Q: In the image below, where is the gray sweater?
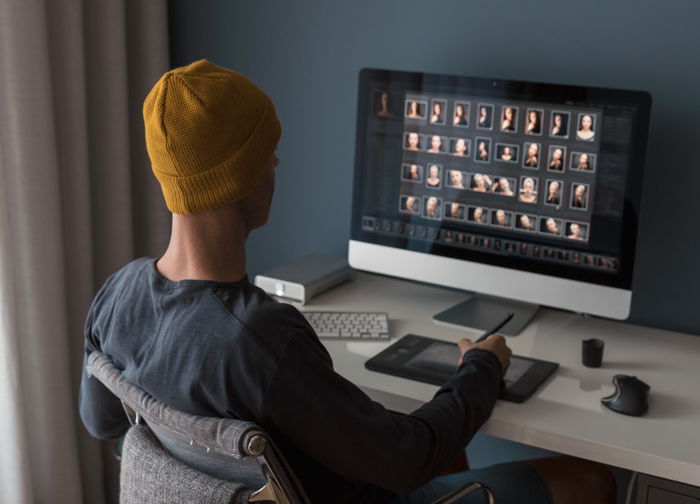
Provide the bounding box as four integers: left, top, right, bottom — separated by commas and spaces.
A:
79, 258, 502, 503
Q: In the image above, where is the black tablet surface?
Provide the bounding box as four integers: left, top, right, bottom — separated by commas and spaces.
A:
365, 334, 558, 403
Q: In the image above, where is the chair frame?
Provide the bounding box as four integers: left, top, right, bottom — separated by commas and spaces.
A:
431, 481, 495, 504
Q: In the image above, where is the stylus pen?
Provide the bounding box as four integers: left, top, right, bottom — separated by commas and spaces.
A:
474, 312, 514, 343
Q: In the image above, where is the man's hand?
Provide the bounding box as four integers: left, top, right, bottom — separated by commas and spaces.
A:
458, 334, 511, 375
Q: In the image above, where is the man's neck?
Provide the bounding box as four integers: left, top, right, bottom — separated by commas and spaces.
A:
156, 208, 247, 283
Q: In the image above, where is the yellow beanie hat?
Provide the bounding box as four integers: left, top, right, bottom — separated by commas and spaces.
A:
143, 60, 281, 214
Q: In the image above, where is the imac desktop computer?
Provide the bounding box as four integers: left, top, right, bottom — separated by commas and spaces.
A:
348, 69, 651, 334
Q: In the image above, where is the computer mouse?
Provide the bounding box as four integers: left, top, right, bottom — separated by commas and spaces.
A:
601, 375, 650, 417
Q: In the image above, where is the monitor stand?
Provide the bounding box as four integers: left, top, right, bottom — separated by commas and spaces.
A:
432, 293, 539, 336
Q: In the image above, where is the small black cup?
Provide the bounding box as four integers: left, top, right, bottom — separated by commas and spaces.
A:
582, 338, 604, 368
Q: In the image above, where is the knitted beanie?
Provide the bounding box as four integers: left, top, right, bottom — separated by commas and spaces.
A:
143, 60, 281, 214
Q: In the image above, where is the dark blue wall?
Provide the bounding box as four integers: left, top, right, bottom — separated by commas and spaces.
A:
168, 0, 696, 484
169, 0, 699, 336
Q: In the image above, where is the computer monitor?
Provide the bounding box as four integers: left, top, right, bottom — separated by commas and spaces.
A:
348, 69, 651, 331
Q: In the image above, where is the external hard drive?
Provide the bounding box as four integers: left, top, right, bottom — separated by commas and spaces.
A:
254, 253, 353, 304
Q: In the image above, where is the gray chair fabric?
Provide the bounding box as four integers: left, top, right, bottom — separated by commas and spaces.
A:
86, 351, 310, 504
121, 423, 248, 504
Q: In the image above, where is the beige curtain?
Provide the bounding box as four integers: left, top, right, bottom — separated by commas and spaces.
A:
0, 1, 170, 502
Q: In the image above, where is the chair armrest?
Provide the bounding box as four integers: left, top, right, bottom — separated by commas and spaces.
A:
430, 481, 494, 504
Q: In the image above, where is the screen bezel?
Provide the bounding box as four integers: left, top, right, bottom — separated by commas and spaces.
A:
350, 68, 651, 291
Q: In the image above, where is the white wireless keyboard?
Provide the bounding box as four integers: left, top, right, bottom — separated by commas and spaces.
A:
302, 311, 390, 340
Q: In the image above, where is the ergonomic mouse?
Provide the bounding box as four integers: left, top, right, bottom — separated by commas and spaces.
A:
601, 375, 650, 417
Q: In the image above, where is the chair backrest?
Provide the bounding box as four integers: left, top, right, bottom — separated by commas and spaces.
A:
87, 351, 310, 504
120, 423, 249, 504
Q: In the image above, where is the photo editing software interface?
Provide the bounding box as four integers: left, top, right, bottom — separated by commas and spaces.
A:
352, 70, 650, 289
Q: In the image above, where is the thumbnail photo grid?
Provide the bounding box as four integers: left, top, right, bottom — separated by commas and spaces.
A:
399, 93, 602, 245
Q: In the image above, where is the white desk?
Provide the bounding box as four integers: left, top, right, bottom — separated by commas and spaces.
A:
300, 272, 700, 487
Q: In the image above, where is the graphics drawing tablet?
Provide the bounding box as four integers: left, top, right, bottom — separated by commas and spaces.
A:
365, 334, 558, 403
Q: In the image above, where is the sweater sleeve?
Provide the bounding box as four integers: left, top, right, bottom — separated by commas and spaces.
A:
78, 288, 131, 440
79, 343, 130, 439
259, 333, 502, 495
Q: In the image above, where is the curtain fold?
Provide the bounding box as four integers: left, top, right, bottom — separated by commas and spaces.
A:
0, 1, 170, 502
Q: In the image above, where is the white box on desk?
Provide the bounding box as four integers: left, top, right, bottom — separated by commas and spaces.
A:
254, 253, 353, 304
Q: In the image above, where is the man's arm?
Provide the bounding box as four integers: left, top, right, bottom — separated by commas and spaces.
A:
259, 332, 503, 495
78, 301, 130, 440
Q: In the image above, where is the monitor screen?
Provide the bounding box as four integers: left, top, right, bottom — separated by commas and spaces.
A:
350, 69, 651, 292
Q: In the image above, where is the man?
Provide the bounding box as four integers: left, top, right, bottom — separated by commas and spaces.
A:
80, 60, 614, 504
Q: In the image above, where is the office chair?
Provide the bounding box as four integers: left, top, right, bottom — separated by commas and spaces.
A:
87, 351, 493, 504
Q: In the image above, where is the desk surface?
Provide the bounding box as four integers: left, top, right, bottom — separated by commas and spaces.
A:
300, 272, 700, 486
